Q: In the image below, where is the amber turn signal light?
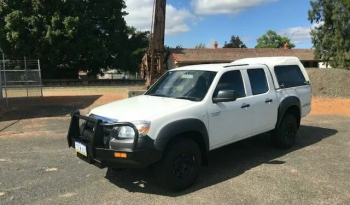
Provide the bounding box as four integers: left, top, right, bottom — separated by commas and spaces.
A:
114, 152, 127, 158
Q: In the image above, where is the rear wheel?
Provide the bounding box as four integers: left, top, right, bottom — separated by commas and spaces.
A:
154, 137, 202, 192
271, 113, 298, 149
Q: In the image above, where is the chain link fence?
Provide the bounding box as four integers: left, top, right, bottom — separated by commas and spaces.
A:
0, 54, 43, 107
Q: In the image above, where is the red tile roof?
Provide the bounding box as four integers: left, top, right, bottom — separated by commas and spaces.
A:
171, 48, 318, 64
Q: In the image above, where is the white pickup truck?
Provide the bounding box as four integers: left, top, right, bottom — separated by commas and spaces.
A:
67, 57, 312, 191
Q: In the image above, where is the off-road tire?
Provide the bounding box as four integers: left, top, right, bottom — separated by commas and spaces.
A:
154, 137, 202, 192
271, 113, 298, 149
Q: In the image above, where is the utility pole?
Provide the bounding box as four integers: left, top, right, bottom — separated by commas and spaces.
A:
142, 0, 167, 87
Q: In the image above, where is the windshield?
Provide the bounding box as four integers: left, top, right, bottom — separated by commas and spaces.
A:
145, 70, 217, 101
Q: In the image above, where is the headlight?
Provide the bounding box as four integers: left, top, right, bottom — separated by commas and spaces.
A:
117, 126, 135, 139
116, 121, 151, 139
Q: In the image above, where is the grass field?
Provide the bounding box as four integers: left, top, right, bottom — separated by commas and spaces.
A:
2, 86, 145, 98
1, 87, 42, 98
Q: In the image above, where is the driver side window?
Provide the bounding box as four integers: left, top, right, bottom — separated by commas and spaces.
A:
214, 70, 246, 98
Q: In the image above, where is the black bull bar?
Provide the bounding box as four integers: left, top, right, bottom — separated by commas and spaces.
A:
67, 110, 140, 164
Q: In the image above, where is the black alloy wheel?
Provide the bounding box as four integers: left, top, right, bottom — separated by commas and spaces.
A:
173, 152, 195, 179
154, 137, 202, 192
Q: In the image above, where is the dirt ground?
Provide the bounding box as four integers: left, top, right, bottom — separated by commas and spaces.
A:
310, 97, 350, 116
0, 87, 144, 119
1, 67, 349, 116
39, 87, 350, 117
0, 86, 350, 205
0, 87, 350, 120
0, 96, 350, 205
307, 68, 350, 98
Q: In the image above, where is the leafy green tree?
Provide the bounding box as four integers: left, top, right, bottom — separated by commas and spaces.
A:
123, 26, 150, 74
195, 43, 206, 49
0, 0, 130, 78
255, 30, 295, 49
223, 35, 247, 48
308, 0, 350, 69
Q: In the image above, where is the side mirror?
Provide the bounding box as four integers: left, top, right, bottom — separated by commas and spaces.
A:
213, 90, 237, 103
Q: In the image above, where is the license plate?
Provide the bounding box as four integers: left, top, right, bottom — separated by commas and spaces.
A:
75, 141, 87, 157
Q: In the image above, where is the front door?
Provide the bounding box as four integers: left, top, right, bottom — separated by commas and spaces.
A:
207, 70, 253, 150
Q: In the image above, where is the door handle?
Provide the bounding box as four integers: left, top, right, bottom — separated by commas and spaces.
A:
241, 103, 250, 108
265, 98, 273, 103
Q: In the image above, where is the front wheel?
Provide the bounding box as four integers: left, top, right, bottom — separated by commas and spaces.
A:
271, 113, 298, 149
154, 137, 202, 192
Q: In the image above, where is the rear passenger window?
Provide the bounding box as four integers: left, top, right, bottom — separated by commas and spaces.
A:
247, 69, 268, 95
274, 65, 306, 88
214, 70, 246, 98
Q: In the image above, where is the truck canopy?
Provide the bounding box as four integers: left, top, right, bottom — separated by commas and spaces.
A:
231, 56, 310, 90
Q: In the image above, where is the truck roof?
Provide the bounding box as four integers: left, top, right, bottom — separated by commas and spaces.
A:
231, 56, 302, 68
172, 63, 230, 72
172, 56, 303, 72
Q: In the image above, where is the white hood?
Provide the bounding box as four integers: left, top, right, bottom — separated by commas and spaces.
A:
88, 95, 195, 122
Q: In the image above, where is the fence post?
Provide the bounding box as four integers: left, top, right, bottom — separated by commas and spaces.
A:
0, 54, 2, 100
38, 59, 43, 97
24, 56, 28, 99
2, 53, 8, 107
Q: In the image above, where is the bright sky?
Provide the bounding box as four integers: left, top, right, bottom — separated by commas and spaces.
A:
124, 0, 316, 49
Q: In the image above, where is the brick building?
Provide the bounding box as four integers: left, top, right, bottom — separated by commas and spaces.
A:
167, 46, 322, 70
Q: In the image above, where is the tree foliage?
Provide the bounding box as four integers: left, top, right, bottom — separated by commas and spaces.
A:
255, 30, 295, 49
308, 0, 350, 69
223, 35, 247, 48
0, 0, 140, 78
123, 26, 150, 74
195, 43, 206, 49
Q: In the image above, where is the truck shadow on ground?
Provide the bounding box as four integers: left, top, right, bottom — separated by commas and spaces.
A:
105, 125, 338, 196
0, 95, 102, 121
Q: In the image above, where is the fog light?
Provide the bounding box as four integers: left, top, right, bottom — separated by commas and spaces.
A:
114, 152, 127, 158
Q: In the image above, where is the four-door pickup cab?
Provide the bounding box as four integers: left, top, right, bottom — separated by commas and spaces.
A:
67, 57, 312, 191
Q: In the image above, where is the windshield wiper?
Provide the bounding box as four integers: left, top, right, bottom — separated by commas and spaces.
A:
150, 94, 168, 97
174, 96, 199, 101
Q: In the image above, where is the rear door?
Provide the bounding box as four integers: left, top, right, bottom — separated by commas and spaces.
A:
244, 67, 278, 134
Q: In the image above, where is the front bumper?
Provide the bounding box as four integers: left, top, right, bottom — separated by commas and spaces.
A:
67, 110, 162, 169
